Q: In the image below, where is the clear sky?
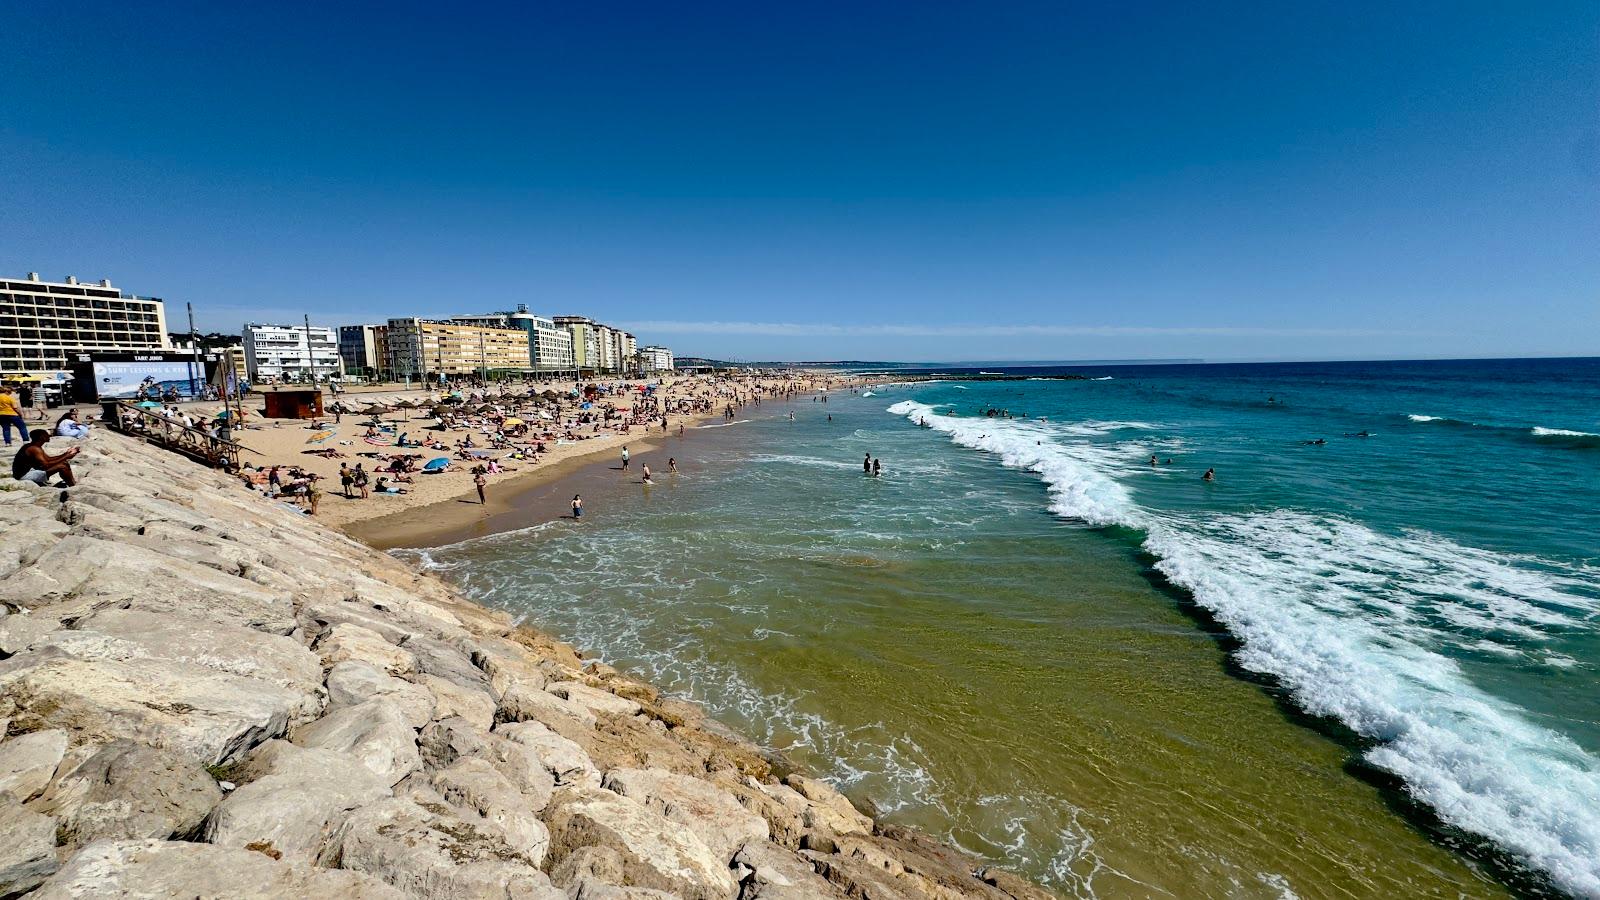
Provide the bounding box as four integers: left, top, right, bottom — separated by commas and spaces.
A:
4, 2, 1597, 362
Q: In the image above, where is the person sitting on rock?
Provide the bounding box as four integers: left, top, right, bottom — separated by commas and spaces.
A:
13, 429, 79, 486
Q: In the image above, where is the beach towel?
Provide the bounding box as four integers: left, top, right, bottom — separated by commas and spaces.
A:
364, 436, 392, 446
305, 431, 333, 444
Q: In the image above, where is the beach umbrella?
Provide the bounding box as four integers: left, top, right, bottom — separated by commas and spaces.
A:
502, 417, 524, 427
422, 457, 450, 472
395, 399, 417, 421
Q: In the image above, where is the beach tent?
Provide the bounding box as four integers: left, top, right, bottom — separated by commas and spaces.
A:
421, 457, 450, 473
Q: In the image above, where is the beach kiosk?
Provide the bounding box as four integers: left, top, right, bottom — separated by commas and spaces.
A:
263, 388, 324, 420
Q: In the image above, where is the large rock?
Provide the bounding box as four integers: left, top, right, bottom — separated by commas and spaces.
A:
292, 700, 421, 786
403, 635, 491, 692
426, 758, 550, 864
204, 742, 391, 859
417, 673, 496, 730
34, 740, 222, 846
543, 787, 738, 900
0, 805, 58, 896
604, 767, 769, 863
36, 608, 323, 704
548, 682, 643, 718
0, 535, 298, 634
0, 649, 304, 766
327, 661, 435, 729
317, 623, 417, 676
471, 640, 549, 699
497, 681, 595, 730
784, 775, 873, 837
733, 841, 848, 899
321, 798, 561, 899
0, 727, 67, 803
494, 721, 601, 788
569, 879, 679, 899
32, 839, 402, 899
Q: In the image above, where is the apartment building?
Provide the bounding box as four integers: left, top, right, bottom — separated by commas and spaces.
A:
0, 273, 169, 374
384, 318, 531, 379
639, 345, 674, 372
242, 323, 343, 381
338, 324, 388, 377
553, 316, 600, 371
594, 324, 618, 372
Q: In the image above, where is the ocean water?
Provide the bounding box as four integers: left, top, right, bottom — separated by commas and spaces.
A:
402, 358, 1600, 898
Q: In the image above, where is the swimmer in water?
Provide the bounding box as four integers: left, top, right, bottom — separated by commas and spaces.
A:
1203, 468, 1215, 482
642, 464, 652, 484
1150, 454, 1159, 466
1302, 438, 1327, 445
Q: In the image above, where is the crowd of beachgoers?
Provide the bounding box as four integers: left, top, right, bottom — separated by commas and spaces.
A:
220, 372, 846, 525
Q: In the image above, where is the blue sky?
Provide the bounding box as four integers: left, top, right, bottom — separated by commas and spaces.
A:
4, 2, 1597, 362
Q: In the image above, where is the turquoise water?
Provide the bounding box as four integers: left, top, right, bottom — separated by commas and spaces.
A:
406, 359, 1600, 898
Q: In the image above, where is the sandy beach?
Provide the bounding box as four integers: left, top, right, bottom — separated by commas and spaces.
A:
194, 372, 851, 535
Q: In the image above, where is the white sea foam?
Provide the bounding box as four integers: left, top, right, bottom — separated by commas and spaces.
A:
1092, 376, 1114, 381
888, 400, 1600, 897
861, 391, 877, 397
1532, 427, 1599, 438
1408, 414, 1447, 422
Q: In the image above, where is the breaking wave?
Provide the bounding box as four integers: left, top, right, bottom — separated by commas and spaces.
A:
887, 399, 1600, 897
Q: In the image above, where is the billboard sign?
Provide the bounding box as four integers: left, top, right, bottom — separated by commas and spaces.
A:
91, 360, 204, 400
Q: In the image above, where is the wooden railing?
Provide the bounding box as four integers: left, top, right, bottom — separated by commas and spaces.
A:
104, 401, 248, 470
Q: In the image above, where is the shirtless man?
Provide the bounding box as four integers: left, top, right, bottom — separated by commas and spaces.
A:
12, 429, 79, 486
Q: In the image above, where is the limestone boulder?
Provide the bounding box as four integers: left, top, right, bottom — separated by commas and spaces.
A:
32, 839, 402, 899
785, 775, 872, 838
402, 634, 491, 692
321, 798, 562, 899
548, 682, 643, 718
494, 721, 601, 788
418, 716, 490, 770
569, 878, 679, 899
34, 740, 222, 846
317, 623, 417, 676
543, 787, 738, 900
0, 649, 303, 766
0, 727, 67, 803
423, 757, 550, 864
292, 700, 421, 786
0, 805, 58, 897
204, 742, 391, 859
0, 535, 297, 634
417, 673, 496, 730
604, 767, 769, 863
40, 608, 323, 701
733, 841, 848, 899
471, 640, 549, 699
497, 680, 596, 730
327, 661, 435, 729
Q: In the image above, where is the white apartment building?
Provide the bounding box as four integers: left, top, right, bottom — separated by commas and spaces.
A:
1, 273, 169, 374
594, 324, 618, 372
639, 345, 674, 372
618, 331, 638, 370
242, 323, 343, 382
553, 316, 600, 371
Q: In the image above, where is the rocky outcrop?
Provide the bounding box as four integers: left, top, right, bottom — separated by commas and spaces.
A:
0, 432, 1048, 898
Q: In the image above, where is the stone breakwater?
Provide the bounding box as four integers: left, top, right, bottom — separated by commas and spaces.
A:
0, 432, 1050, 900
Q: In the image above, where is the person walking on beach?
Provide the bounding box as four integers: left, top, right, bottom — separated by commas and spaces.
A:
354, 464, 370, 499
0, 387, 29, 447
620, 446, 630, 471
339, 463, 354, 499
474, 471, 488, 504
572, 494, 583, 518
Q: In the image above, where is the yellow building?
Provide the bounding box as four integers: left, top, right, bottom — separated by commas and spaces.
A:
384, 318, 531, 378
